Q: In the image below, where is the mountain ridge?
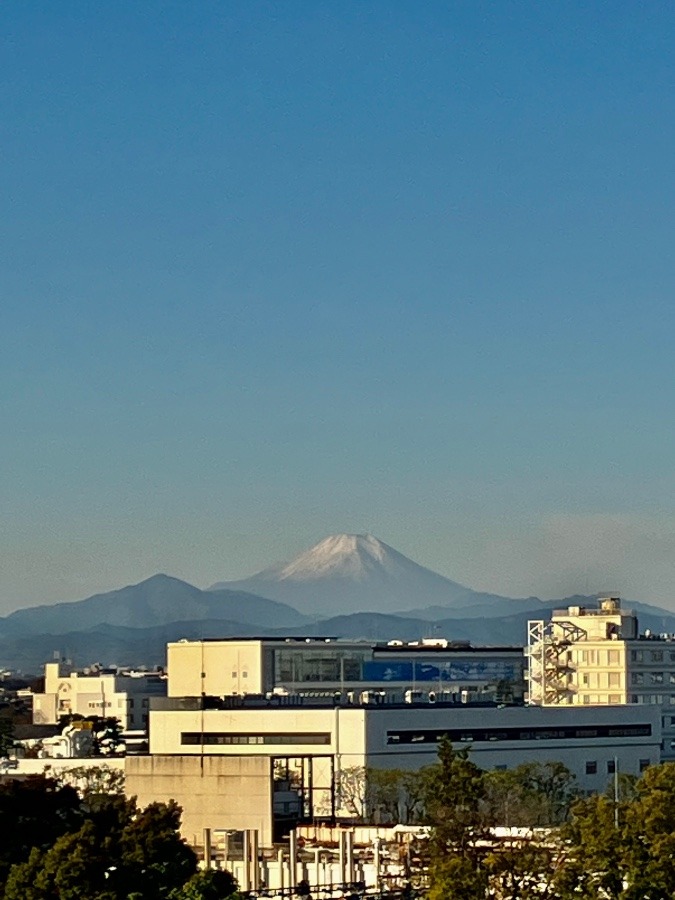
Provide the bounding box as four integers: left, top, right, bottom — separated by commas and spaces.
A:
209, 533, 530, 615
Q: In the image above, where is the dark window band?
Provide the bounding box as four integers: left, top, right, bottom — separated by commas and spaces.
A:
386, 724, 652, 745
181, 732, 331, 746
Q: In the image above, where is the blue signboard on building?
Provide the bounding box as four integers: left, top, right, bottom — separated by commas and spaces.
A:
362, 661, 517, 683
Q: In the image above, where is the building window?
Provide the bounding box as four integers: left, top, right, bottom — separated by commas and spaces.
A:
632, 673, 644, 685
608, 673, 621, 688
608, 650, 620, 665
609, 694, 621, 704
607, 760, 616, 774
639, 759, 650, 773
586, 761, 597, 775
631, 651, 643, 663
652, 651, 664, 662
650, 673, 664, 684
181, 732, 332, 746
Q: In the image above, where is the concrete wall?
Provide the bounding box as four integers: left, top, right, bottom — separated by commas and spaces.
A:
167, 642, 265, 697
126, 754, 274, 845
362, 704, 661, 790
149, 706, 364, 758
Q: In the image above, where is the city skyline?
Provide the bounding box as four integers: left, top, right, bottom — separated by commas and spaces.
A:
2, 2, 675, 611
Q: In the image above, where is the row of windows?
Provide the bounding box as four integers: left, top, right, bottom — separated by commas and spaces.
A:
580, 695, 624, 704
585, 759, 650, 775
632, 673, 675, 685
576, 649, 623, 665
181, 732, 332, 746
581, 673, 622, 688
386, 724, 652, 745
631, 650, 675, 663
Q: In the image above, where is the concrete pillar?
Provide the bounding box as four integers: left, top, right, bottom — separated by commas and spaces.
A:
373, 839, 381, 890
242, 830, 251, 892
277, 848, 285, 892
314, 848, 321, 889
346, 829, 355, 884
222, 832, 229, 870
289, 830, 298, 889
250, 830, 260, 891
203, 829, 212, 870
338, 830, 346, 887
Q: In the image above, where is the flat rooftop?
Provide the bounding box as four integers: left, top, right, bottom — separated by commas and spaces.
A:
169, 637, 522, 652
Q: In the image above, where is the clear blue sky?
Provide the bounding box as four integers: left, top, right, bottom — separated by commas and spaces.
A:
2, 1, 675, 611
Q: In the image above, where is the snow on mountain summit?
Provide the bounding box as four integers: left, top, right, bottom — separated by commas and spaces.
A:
271, 534, 398, 582
209, 533, 493, 615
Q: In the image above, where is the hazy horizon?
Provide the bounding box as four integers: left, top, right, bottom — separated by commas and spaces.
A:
3, 3, 675, 613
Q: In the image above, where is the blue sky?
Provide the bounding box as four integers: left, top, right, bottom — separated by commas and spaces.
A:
2, 1, 675, 611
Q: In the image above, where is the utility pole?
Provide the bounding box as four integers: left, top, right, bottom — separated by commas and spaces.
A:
614, 756, 620, 830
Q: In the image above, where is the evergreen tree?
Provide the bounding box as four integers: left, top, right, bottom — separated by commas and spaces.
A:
423, 738, 489, 900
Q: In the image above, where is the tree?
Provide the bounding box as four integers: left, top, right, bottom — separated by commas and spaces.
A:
116, 800, 197, 899
483, 761, 578, 828
334, 766, 368, 819
4, 820, 117, 900
423, 738, 490, 900
169, 868, 239, 899
0, 717, 14, 757
53, 764, 125, 799
0, 776, 82, 891
553, 762, 675, 900
2, 792, 197, 900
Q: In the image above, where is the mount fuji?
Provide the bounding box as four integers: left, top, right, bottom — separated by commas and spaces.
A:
209, 533, 539, 617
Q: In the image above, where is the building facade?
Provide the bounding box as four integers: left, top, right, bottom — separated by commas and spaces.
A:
128, 697, 661, 846
33, 663, 167, 731
528, 597, 675, 757
167, 637, 526, 703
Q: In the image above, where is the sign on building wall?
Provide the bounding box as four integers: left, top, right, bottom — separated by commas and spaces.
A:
362, 661, 518, 683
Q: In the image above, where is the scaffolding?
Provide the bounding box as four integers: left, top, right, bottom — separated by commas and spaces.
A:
527, 619, 587, 705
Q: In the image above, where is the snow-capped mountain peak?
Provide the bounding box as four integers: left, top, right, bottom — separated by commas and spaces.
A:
209, 533, 487, 615
273, 534, 394, 582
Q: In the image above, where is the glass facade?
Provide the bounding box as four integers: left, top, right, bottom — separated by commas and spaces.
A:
273, 646, 523, 692
274, 649, 370, 684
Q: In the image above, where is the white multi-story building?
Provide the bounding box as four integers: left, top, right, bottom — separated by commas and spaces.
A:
129, 696, 661, 847
124, 632, 662, 848
528, 597, 675, 757
33, 663, 167, 731
167, 637, 526, 703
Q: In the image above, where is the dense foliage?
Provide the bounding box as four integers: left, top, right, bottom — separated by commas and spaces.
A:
0, 776, 237, 900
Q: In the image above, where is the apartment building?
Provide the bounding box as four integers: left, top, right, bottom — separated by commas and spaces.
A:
528, 597, 675, 757
33, 663, 167, 730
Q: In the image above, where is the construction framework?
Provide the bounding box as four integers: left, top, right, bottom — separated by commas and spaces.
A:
527, 618, 587, 705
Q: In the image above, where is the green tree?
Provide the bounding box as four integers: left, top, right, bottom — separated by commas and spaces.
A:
116, 800, 197, 899
0, 776, 82, 891
3, 793, 196, 900
554, 793, 625, 900
3, 820, 118, 900
484, 761, 578, 828
0, 717, 14, 757
423, 738, 490, 900
169, 868, 239, 899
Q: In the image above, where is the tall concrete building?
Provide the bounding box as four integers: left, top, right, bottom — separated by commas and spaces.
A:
528, 597, 675, 757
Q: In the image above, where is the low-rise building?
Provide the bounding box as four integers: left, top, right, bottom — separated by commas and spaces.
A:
33, 663, 167, 730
